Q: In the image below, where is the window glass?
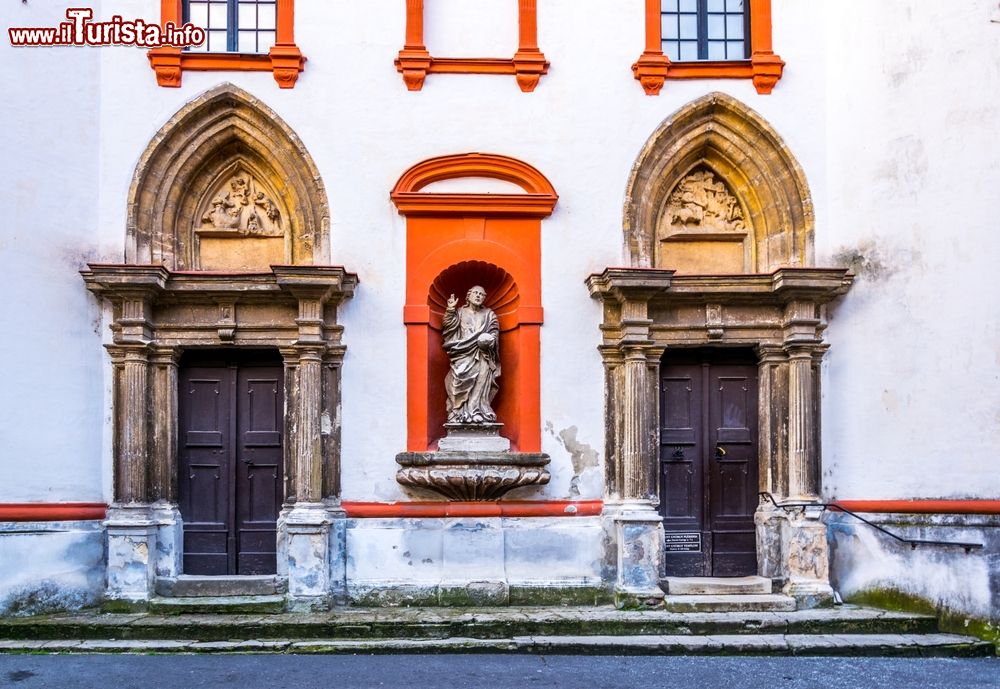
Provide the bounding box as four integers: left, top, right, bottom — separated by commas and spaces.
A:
184, 0, 276, 53
661, 0, 750, 61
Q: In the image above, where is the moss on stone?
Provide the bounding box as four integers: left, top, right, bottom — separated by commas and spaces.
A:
508, 585, 612, 607
846, 586, 999, 652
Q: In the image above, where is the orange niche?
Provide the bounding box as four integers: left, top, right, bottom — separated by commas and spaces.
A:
391, 153, 558, 453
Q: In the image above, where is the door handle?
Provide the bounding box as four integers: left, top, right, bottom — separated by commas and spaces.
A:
714, 445, 727, 459
240, 457, 253, 465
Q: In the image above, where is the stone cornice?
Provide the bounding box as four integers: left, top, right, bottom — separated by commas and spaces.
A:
587, 267, 852, 306
83, 264, 358, 304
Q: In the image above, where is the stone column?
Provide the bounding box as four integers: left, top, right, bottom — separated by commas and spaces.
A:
779, 302, 834, 607
105, 298, 158, 603
755, 344, 787, 580
149, 346, 182, 582
786, 345, 816, 501
277, 291, 336, 610
609, 311, 664, 606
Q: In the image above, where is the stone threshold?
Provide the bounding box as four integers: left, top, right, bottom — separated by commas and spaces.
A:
0, 634, 991, 657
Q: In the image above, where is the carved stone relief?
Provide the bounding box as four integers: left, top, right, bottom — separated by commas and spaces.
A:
662, 168, 746, 236
197, 172, 284, 238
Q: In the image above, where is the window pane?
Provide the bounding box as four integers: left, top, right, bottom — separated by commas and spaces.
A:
726, 0, 744, 11
257, 30, 275, 51
679, 40, 698, 61
707, 14, 725, 39
238, 29, 256, 53
257, 3, 276, 30
207, 29, 227, 52
707, 41, 725, 60
727, 40, 745, 58
665, 42, 680, 62
679, 14, 698, 39
238, 3, 258, 30
208, 2, 228, 29
726, 14, 744, 40
707, 0, 724, 11
662, 15, 679, 40
680, 0, 697, 12
188, 3, 208, 28
662, 0, 679, 12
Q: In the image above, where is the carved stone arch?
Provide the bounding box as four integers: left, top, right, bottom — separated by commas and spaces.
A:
127, 83, 329, 269
624, 92, 814, 273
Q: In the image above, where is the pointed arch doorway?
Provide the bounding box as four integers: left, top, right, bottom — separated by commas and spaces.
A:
590, 92, 852, 607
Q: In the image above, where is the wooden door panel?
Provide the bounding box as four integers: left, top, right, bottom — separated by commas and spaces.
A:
660, 364, 707, 576
708, 362, 758, 577
660, 350, 759, 578
179, 353, 283, 576
178, 367, 233, 575
236, 366, 283, 575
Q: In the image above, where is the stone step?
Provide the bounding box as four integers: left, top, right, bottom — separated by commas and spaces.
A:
661, 576, 772, 595
155, 575, 287, 598
146, 595, 286, 615
662, 594, 796, 613
0, 633, 991, 657
0, 606, 941, 641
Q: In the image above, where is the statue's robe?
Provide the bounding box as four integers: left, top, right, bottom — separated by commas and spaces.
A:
442, 304, 500, 424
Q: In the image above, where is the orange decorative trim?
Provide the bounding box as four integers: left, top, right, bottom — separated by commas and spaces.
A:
0, 503, 108, 522
149, 0, 305, 88
393, 153, 556, 454
632, 0, 784, 95
395, 0, 549, 92
832, 500, 1000, 516
342, 500, 603, 518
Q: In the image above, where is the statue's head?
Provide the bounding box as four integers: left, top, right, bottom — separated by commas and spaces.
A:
466, 285, 487, 307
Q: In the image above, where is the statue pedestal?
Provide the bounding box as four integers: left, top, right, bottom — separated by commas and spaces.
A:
396, 424, 549, 501
438, 423, 510, 452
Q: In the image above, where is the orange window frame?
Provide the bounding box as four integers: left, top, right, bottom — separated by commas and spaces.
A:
632, 0, 784, 95
395, 0, 549, 92
148, 0, 305, 88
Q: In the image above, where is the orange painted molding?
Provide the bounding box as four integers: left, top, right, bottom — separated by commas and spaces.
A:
395, 0, 549, 92
0, 503, 108, 522
395, 153, 554, 453
832, 500, 1000, 515
632, 0, 784, 95
392, 152, 558, 196
342, 500, 603, 518
149, 0, 305, 88
392, 153, 558, 218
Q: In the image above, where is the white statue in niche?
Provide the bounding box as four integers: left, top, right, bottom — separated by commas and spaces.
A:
198, 172, 283, 237
665, 168, 746, 233
442, 285, 500, 425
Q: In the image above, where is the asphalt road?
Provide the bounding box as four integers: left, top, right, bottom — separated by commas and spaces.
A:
0, 654, 998, 689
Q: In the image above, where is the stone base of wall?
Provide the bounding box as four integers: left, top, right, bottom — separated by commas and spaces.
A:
0, 521, 104, 617
827, 511, 1000, 639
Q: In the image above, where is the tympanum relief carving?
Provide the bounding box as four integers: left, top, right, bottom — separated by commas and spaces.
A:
657, 167, 750, 274
198, 173, 284, 238
664, 169, 746, 234
195, 170, 287, 271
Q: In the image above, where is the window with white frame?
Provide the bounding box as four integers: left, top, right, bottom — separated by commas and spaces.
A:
661, 0, 750, 62
184, 0, 277, 54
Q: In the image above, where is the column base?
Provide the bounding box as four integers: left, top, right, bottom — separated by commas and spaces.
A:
756, 502, 835, 609
277, 503, 334, 611
104, 504, 158, 602
608, 502, 664, 608
150, 502, 182, 580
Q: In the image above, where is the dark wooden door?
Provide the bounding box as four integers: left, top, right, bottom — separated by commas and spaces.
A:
178, 351, 283, 575
659, 349, 758, 577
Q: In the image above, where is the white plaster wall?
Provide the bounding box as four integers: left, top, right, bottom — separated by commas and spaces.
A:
0, 1, 108, 502
3, 0, 997, 508
821, 0, 1000, 499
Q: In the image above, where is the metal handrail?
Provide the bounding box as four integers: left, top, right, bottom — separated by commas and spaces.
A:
758, 492, 983, 553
